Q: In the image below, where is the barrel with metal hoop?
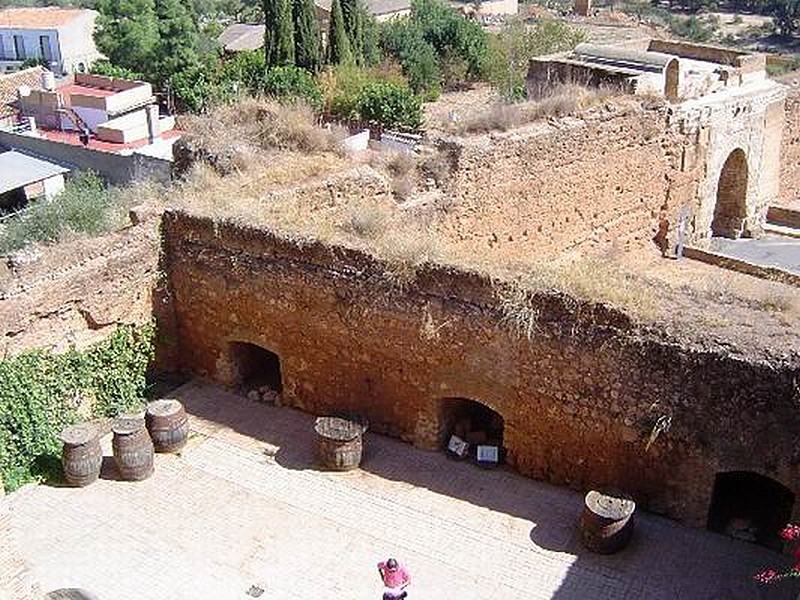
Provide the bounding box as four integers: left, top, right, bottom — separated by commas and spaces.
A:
60, 423, 102, 487
112, 416, 154, 481
145, 399, 189, 453
580, 489, 636, 554
314, 414, 368, 471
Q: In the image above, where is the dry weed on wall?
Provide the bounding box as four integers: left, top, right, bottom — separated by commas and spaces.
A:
446, 84, 620, 135
494, 258, 659, 335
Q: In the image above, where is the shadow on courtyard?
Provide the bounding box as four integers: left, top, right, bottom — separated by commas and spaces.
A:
175, 381, 799, 600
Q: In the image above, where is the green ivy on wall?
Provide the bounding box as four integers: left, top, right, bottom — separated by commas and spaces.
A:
0, 323, 155, 492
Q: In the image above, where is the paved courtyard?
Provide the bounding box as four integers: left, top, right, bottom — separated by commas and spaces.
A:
4, 381, 798, 600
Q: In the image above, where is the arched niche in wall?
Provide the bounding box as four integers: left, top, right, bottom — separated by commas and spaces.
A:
438, 397, 505, 462
706, 470, 795, 550
228, 341, 283, 393
711, 148, 749, 239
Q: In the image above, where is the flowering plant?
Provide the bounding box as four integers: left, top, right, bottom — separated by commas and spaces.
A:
753, 525, 800, 584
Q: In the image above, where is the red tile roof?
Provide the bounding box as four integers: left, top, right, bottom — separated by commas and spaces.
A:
0, 66, 45, 121
0, 7, 93, 29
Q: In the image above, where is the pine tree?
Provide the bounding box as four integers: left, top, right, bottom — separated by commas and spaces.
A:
340, 0, 362, 64
293, 0, 321, 72
94, 0, 160, 71
153, 0, 200, 84
264, 0, 295, 66
326, 0, 352, 65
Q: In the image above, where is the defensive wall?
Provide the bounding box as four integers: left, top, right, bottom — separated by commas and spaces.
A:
161, 211, 800, 532
437, 83, 786, 260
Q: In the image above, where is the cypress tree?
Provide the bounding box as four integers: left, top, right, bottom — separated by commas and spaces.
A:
340, 0, 363, 64
293, 0, 321, 72
264, 0, 295, 66
326, 0, 352, 65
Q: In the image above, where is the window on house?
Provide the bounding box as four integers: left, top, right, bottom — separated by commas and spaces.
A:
0, 36, 5, 60
39, 36, 52, 63
13, 35, 25, 61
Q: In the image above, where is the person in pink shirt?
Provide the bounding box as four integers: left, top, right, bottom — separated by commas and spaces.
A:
377, 557, 410, 599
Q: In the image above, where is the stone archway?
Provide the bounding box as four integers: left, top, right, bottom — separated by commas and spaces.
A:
711, 149, 748, 238
229, 341, 283, 393
707, 471, 795, 550
438, 398, 505, 462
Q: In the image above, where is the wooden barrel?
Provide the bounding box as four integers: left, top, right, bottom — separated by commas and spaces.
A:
580, 490, 636, 554
145, 399, 189, 453
314, 416, 367, 471
112, 417, 154, 481
59, 424, 102, 487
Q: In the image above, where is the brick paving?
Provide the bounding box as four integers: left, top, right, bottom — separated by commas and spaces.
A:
3, 381, 798, 600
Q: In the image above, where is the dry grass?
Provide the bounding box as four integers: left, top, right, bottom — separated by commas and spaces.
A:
448, 84, 619, 135
492, 257, 659, 337
689, 272, 800, 324
175, 98, 343, 176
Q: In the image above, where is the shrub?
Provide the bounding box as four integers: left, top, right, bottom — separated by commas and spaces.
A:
356, 81, 423, 129
0, 323, 155, 491
264, 65, 324, 111
0, 172, 125, 255
90, 59, 145, 81
221, 49, 268, 95
380, 0, 489, 95
320, 64, 410, 121
170, 62, 228, 113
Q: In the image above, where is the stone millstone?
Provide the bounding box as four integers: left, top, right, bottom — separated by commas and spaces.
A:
59, 423, 98, 446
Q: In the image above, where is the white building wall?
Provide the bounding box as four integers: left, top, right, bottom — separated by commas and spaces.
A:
0, 28, 61, 72
0, 10, 99, 75
55, 11, 101, 75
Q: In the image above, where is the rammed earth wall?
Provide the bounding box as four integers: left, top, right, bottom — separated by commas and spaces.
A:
162, 211, 800, 527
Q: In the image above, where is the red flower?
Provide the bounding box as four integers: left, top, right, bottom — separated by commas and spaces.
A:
780, 524, 800, 541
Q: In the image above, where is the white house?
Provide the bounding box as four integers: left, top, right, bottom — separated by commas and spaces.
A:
0, 7, 102, 76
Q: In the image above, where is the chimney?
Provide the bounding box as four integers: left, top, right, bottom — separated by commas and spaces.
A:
145, 104, 160, 144
41, 70, 55, 91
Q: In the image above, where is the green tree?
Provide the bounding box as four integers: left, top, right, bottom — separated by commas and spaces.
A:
380, 0, 489, 95
91, 60, 145, 81
341, 0, 363, 62
485, 18, 585, 101
326, 0, 353, 65
153, 0, 201, 84
293, 0, 322, 72
264, 0, 295, 65
772, 0, 800, 36
359, 5, 380, 66
94, 0, 160, 70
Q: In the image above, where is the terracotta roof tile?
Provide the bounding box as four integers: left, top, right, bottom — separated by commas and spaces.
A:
0, 66, 45, 120
0, 7, 94, 29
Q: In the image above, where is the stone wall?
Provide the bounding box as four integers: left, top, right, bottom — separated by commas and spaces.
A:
779, 82, 800, 207
439, 80, 786, 260
438, 103, 680, 260
162, 211, 800, 528
0, 213, 165, 359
